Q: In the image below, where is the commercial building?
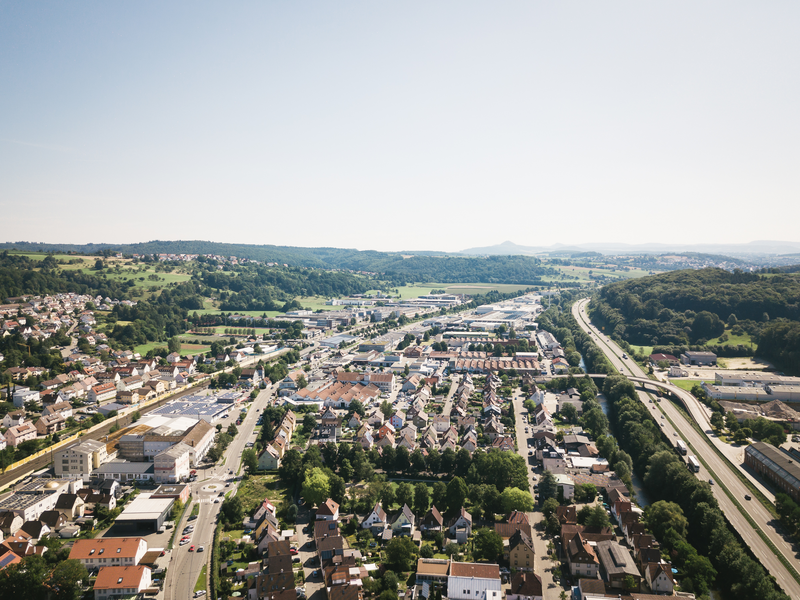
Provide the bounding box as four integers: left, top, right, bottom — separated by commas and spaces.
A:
447, 562, 502, 600
745, 442, 800, 502
0, 478, 81, 521
680, 351, 716, 366
93, 461, 155, 483
114, 493, 173, 532
153, 442, 192, 483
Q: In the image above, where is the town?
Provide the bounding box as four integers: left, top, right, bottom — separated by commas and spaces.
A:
3, 280, 798, 600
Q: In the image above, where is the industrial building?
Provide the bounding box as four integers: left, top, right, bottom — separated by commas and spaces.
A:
745, 442, 800, 502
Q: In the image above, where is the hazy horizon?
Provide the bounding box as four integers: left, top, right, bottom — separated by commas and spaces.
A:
2, 2, 799, 251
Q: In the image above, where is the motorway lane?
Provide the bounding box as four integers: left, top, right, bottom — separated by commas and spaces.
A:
573, 299, 800, 598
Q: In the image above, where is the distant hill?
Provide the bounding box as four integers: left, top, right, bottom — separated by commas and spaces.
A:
0, 240, 557, 285
460, 240, 800, 256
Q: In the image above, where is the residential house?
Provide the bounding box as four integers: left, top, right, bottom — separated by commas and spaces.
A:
257, 445, 281, 471
69, 537, 148, 572
93, 565, 152, 600
317, 498, 340, 521
420, 506, 444, 535
595, 540, 641, 591
448, 508, 473, 544
564, 532, 599, 579
506, 572, 543, 600
646, 562, 674, 595
5, 422, 37, 447
2, 410, 25, 429
55, 494, 85, 519
362, 503, 387, 534
0, 512, 23, 537
389, 504, 414, 537
507, 529, 535, 572
35, 413, 65, 436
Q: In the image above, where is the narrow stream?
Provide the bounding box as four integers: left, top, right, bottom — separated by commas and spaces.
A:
596, 393, 652, 507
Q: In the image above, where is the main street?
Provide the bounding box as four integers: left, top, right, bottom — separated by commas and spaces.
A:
510, 391, 561, 600
163, 381, 277, 600
572, 298, 800, 598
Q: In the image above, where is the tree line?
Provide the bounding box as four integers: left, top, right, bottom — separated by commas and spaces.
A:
602, 374, 789, 600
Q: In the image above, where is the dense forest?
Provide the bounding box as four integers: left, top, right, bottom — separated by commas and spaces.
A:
0, 241, 558, 285
202, 265, 379, 311
588, 268, 800, 370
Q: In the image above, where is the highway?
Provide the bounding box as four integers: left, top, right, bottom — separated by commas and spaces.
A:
572, 298, 800, 598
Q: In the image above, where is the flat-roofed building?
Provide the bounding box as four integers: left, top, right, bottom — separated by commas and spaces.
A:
745, 442, 800, 502
54, 439, 109, 479
680, 351, 716, 366
114, 493, 173, 532
0, 478, 79, 522
153, 442, 191, 483
415, 558, 450, 585
447, 562, 502, 600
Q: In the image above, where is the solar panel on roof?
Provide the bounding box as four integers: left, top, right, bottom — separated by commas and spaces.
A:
0, 553, 18, 567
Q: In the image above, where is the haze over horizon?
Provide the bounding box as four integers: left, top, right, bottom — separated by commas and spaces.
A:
2, 2, 799, 252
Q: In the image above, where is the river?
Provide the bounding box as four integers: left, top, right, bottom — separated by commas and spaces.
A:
596, 392, 652, 507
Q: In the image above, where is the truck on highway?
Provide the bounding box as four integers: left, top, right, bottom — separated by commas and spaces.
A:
687, 455, 700, 472
676, 440, 687, 455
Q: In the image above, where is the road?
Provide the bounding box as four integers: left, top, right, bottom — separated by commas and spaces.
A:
510, 391, 562, 600
572, 298, 800, 598
164, 382, 277, 600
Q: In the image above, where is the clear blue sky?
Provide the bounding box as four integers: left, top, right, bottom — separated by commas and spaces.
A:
1, 2, 799, 252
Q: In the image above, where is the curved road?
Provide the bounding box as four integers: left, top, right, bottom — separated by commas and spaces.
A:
573, 298, 800, 598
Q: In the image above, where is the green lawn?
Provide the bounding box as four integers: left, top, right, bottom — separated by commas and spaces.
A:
671, 379, 713, 392
194, 565, 207, 592
706, 328, 753, 347
629, 345, 654, 356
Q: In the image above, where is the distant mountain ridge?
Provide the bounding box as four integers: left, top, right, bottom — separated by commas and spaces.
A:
459, 240, 800, 256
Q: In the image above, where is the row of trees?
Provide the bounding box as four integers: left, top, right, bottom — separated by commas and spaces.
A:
603, 374, 789, 600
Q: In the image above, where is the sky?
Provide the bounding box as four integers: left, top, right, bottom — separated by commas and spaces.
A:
1, 2, 799, 253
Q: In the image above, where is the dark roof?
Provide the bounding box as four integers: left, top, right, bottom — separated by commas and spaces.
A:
509, 572, 542, 597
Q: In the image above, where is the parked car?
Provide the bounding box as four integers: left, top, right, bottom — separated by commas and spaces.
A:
194, 591, 207, 598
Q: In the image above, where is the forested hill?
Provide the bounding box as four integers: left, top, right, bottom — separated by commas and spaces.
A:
0, 241, 557, 284
589, 268, 800, 371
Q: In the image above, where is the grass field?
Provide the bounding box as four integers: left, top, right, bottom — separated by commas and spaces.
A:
194, 565, 207, 592
629, 345, 654, 356
706, 328, 753, 347
78, 268, 193, 287
671, 379, 713, 392
235, 473, 290, 516
133, 341, 210, 356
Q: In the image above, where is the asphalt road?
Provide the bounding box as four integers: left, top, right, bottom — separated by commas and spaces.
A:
510, 392, 563, 600
164, 382, 278, 600
572, 298, 800, 598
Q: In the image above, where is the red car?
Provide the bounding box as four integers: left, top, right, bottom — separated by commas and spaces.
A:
189, 546, 195, 552
290, 548, 299, 555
